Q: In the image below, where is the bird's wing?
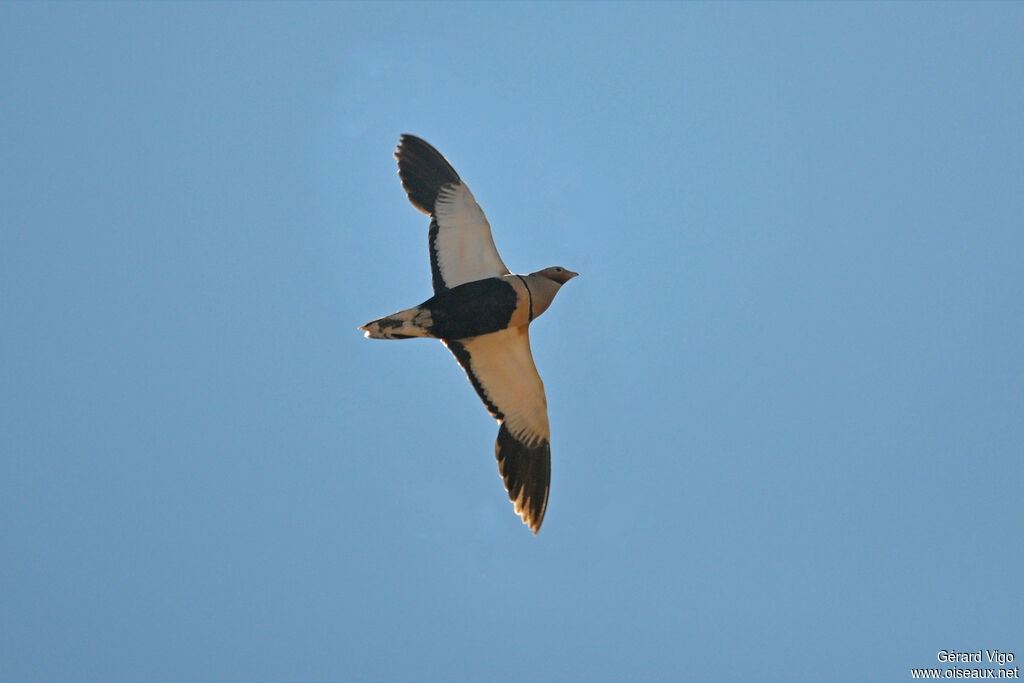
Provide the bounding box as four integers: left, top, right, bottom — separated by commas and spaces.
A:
395, 135, 510, 293
444, 327, 550, 533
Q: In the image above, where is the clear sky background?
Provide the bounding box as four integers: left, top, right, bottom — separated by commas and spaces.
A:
2, 3, 1022, 682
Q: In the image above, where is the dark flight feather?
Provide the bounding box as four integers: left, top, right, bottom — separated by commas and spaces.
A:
395, 135, 461, 215
496, 424, 550, 534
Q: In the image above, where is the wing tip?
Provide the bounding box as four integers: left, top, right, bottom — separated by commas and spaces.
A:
496, 423, 551, 535
394, 134, 461, 215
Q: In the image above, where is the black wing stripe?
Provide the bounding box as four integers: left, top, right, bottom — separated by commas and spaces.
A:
395, 134, 461, 215
428, 217, 447, 293
444, 340, 504, 421
496, 423, 550, 534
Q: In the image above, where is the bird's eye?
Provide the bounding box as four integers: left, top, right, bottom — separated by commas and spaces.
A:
555, 267, 563, 272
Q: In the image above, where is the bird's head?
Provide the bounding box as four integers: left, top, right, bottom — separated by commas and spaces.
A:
534, 266, 579, 285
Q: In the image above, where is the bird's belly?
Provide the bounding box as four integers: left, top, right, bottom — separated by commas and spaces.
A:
424, 276, 527, 340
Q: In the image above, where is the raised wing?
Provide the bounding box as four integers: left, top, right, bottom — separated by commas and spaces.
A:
444, 327, 550, 533
395, 135, 510, 293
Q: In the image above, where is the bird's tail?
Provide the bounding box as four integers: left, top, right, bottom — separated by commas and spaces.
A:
360, 305, 434, 340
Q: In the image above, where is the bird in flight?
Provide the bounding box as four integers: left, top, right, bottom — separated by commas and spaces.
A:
360, 135, 577, 534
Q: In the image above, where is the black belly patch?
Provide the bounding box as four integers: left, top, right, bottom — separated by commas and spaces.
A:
423, 277, 518, 340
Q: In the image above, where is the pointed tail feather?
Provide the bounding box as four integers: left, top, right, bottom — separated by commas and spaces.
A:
360, 306, 434, 340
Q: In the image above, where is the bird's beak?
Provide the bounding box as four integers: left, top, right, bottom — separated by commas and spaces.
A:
568, 270, 579, 279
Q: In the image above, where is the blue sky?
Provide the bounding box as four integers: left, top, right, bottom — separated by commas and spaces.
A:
2, 3, 1022, 682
